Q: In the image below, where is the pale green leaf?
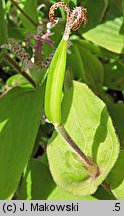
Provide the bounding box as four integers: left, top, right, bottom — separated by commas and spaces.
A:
0, 86, 43, 199
47, 81, 119, 196
83, 17, 124, 54
47, 187, 97, 200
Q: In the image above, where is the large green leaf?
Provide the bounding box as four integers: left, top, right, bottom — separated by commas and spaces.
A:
0, 85, 43, 199
83, 17, 124, 54
47, 81, 119, 196
17, 159, 55, 200
107, 150, 124, 200
19, 0, 38, 32
0, 0, 8, 45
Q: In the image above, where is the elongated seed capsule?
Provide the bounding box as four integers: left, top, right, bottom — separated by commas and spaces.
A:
44, 38, 68, 125
45, 2, 87, 125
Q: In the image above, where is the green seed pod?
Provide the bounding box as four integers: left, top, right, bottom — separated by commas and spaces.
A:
44, 38, 68, 125
44, 2, 87, 126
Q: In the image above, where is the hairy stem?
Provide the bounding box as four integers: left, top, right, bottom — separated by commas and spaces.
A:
10, 0, 38, 28
4, 53, 36, 88
55, 125, 117, 198
55, 124, 94, 167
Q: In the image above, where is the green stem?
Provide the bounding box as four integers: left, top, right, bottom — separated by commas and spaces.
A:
55, 124, 94, 167
4, 53, 36, 88
10, 0, 38, 28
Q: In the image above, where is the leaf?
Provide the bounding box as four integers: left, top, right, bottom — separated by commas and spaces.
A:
77, 43, 104, 93
0, 49, 6, 63
78, 0, 106, 32
47, 81, 119, 196
6, 74, 27, 87
8, 27, 26, 40
64, 68, 73, 92
29, 66, 46, 87
17, 157, 97, 200
67, 43, 85, 81
108, 103, 124, 148
17, 159, 55, 200
19, 0, 38, 32
107, 150, 124, 200
123, 0, 124, 15
71, 37, 118, 59
83, 17, 124, 54
0, 85, 43, 199
68, 41, 104, 93
47, 186, 97, 200
94, 185, 116, 200
104, 60, 124, 91
77, 45, 104, 93
0, 0, 8, 45
40, 153, 49, 167
69, 0, 77, 6
104, 0, 123, 21
48, 185, 116, 200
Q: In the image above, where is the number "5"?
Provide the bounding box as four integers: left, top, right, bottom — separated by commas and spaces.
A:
114, 203, 120, 211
